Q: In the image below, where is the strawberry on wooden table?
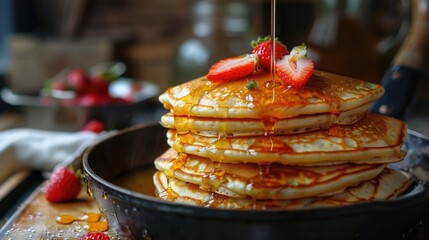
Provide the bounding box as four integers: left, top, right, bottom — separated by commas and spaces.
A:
79, 232, 110, 240
251, 35, 288, 71
45, 167, 81, 203
207, 54, 258, 82
275, 44, 314, 88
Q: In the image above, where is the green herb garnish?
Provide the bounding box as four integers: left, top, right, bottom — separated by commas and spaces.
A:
246, 79, 257, 90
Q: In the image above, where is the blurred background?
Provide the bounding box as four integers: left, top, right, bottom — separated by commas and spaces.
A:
0, 0, 427, 134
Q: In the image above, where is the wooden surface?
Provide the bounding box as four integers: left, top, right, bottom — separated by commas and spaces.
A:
0, 183, 120, 240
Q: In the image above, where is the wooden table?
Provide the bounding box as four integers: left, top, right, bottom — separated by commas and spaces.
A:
0, 183, 120, 240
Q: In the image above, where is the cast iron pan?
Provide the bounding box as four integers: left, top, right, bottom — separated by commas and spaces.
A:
83, 122, 429, 240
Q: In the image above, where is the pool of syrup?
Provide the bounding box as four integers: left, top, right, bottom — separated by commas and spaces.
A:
111, 166, 157, 197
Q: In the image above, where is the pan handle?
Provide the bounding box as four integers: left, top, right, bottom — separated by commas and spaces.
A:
370, 0, 428, 119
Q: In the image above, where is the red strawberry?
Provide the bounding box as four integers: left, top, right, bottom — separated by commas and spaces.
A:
67, 69, 90, 95
207, 54, 257, 82
251, 35, 288, 71
89, 75, 110, 96
81, 120, 105, 133
79, 232, 110, 240
75, 93, 110, 106
45, 167, 81, 203
275, 44, 314, 88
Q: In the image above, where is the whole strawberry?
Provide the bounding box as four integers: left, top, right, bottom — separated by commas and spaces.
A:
81, 120, 105, 133
45, 167, 81, 203
79, 232, 110, 240
88, 75, 110, 96
67, 69, 90, 95
251, 35, 288, 71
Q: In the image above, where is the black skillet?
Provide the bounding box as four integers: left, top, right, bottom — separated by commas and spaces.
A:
83, 123, 429, 240
84, 0, 429, 239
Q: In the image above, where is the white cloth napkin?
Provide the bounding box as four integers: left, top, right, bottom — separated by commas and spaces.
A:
0, 128, 105, 175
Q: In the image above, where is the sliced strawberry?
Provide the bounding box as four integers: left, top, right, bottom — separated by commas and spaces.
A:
207, 54, 257, 82
275, 45, 314, 88
251, 35, 288, 71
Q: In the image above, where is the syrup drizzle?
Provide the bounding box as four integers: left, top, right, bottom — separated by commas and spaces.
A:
270, 0, 276, 81
270, 0, 277, 104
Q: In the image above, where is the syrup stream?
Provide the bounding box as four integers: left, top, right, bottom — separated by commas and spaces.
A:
270, 0, 276, 103
270, 0, 276, 80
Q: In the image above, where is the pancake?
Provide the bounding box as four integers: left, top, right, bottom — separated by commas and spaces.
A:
155, 56, 411, 208
160, 102, 370, 137
167, 113, 407, 166
153, 168, 413, 210
154, 148, 386, 200
159, 70, 384, 120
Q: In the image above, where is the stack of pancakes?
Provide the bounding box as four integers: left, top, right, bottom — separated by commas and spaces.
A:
154, 70, 412, 209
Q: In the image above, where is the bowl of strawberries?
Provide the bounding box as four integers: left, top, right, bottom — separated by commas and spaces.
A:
1, 62, 160, 131
42, 62, 128, 104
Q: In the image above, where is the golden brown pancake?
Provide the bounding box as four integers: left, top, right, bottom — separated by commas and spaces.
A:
159, 70, 384, 120
167, 113, 407, 166
155, 148, 386, 200
160, 102, 370, 137
153, 168, 413, 210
